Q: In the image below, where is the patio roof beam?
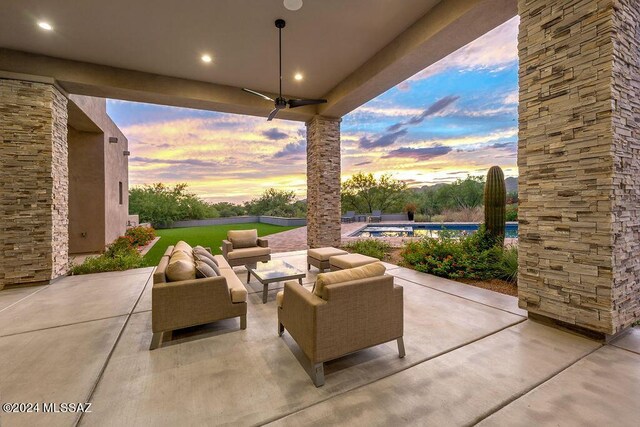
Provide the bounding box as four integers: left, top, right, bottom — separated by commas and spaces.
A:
0, 49, 317, 122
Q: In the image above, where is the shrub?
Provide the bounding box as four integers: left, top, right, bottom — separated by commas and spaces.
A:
125, 225, 156, 247
497, 246, 518, 283
71, 236, 144, 275
344, 239, 392, 260
506, 204, 518, 221
400, 227, 508, 281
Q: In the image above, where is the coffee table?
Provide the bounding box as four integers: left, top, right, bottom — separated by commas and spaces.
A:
246, 259, 306, 303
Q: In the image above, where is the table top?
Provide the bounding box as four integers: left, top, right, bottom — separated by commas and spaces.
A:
247, 259, 305, 283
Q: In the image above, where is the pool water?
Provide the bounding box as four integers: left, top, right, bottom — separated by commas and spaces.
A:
351, 223, 519, 239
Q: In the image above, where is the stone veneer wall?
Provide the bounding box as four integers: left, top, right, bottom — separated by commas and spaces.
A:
0, 79, 69, 289
306, 116, 341, 248
610, 0, 640, 332
518, 0, 639, 335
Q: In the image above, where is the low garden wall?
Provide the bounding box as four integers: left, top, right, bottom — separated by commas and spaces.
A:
170, 216, 306, 228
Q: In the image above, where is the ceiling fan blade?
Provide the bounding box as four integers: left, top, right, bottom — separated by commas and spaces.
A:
242, 88, 275, 102
288, 98, 328, 108
267, 108, 280, 121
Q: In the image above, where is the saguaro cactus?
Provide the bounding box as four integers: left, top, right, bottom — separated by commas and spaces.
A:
484, 166, 506, 243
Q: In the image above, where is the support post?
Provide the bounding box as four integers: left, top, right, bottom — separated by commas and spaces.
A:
306, 116, 342, 249
517, 0, 640, 337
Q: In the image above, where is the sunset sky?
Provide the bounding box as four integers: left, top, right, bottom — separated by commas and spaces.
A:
106, 17, 519, 204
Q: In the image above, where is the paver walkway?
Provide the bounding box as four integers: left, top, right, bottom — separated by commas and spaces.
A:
0, 253, 638, 426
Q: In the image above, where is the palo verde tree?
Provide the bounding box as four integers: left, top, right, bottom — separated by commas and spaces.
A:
341, 172, 407, 213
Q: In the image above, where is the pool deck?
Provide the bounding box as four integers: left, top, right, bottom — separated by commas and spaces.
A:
1, 251, 638, 426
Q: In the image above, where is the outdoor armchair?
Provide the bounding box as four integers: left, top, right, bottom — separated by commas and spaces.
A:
370, 210, 382, 222
341, 211, 356, 223
221, 229, 271, 267
277, 264, 404, 386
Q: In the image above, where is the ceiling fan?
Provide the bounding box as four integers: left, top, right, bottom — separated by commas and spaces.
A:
243, 19, 326, 121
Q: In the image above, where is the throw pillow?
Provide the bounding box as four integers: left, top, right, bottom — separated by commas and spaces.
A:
313, 262, 386, 298
195, 260, 217, 278
228, 229, 258, 249
195, 254, 221, 276
166, 251, 196, 282
193, 247, 218, 265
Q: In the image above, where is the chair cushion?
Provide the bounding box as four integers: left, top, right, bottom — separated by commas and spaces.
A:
218, 268, 248, 303
227, 246, 271, 260
193, 247, 218, 264
228, 229, 258, 249
276, 290, 284, 308
313, 262, 386, 298
195, 260, 217, 278
166, 251, 196, 282
173, 241, 194, 259
329, 253, 379, 270
308, 247, 348, 261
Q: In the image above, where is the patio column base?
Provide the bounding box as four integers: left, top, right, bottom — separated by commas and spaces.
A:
306, 115, 342, 249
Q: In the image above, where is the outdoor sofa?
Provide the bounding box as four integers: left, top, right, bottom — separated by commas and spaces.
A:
222, 229, 271, 267
150, 242, 247, 350
276, 262, 405, 386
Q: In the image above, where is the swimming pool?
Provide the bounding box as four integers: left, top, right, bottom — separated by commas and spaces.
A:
350, 222, 519, 239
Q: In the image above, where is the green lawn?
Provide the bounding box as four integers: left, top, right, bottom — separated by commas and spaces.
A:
143, 223, 300, 266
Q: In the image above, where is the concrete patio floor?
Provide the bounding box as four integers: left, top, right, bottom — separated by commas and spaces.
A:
0, 251, 638, 426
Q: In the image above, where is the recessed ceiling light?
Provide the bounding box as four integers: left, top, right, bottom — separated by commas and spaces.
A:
294, 73, 303, 81
201, 54, 212, 63
37, 21, 53, 31
284, 0, 303, 11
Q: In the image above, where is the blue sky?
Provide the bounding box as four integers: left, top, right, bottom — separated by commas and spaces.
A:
107, 17, 519, 203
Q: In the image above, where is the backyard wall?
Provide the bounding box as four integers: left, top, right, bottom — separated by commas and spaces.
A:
170, 216, 306, 228
517, 0, 639, 337
0, 78, 69, 288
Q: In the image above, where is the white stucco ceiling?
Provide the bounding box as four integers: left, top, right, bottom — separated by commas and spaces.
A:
0, 0, 441, 99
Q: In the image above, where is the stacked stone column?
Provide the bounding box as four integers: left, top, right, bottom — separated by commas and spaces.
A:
306, 116, 341, 248
0, 79, 69, 289
518, 0, 639, 336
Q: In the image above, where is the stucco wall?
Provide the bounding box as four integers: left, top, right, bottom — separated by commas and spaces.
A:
67, 95, 128, 253
68, 127, 106, 253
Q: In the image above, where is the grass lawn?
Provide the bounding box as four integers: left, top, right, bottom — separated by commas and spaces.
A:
143, 223, 300, 266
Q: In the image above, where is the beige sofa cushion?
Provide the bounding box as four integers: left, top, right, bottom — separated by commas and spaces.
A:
314, 262, 386, 298
228, 229, 258, 249
166, 251, 196, 282
174, 241, 194, 259
218, 268, 248, 303
329, 253, 378, 270
195, 260, 217, 278
227, 246, 271, 260
307, 247, 348, 261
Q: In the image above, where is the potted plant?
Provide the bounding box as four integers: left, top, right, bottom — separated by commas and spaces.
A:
404, 203, 417, 221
